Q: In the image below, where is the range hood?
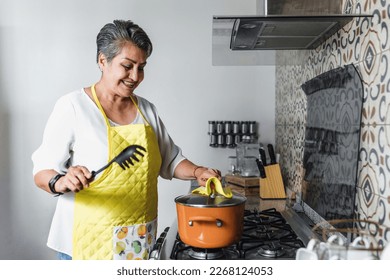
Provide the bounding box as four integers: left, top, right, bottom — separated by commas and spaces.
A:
212, 0, 371, 65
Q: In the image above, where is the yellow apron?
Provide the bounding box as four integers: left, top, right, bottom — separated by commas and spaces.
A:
72, 85, 162, 260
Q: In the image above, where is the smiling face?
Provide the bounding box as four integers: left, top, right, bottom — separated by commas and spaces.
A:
98, 41, 147, 98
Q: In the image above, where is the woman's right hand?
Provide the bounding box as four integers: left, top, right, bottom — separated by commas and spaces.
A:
56, 165, 92, 193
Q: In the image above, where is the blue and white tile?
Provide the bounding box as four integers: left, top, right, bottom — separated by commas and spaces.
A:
356, 192, 390, 243
369, 0, 390, 53
355, 27, 382, 85
359, 123, 390, 198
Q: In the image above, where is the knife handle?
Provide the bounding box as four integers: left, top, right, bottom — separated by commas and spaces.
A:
259, 148, 267, 166
267, 144, 277, 164
255, 158, 267, 178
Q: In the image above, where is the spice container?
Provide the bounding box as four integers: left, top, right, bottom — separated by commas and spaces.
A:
217, 134, 226, 147
233, 121, 240, 134
225, 121, 232, 134
241, 121, 249, 134
208, 121, 216, 134
216, 121, 224, 134
226, 134, 234, 147
249, 121, 256, 134
209, 134, 218, 147
208, 120, 258, 149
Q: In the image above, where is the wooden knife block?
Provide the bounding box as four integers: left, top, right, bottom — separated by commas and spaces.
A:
259, 164, 286, 199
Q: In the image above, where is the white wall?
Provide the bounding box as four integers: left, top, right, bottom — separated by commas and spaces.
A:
0, 0, 275, 259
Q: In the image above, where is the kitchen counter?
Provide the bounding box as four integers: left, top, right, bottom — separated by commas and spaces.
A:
246, 194, 287, 212
224, 181, 287, 212
190, 179, 288, 212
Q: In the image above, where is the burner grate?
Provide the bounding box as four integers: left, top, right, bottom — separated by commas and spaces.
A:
258, 246, 285, 258
188, 248, 225, 260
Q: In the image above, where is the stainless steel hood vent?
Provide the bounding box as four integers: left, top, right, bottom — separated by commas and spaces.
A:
212, 0, 372, 65
228, 15, 357, 50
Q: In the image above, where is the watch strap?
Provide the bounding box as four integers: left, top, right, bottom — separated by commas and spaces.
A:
48, 174, 64, 196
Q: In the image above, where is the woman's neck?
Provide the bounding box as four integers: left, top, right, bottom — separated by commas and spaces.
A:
89, 82, 138, 125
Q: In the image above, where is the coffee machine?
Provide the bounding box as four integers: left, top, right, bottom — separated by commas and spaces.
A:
235, 142, 260, 177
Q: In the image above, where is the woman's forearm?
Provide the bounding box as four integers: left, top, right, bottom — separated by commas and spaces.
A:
34, 169, 60, 194
173, 159, 221, 186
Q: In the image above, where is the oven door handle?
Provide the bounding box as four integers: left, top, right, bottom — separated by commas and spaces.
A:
149, 227, 170, 260
188, 216, 223, 227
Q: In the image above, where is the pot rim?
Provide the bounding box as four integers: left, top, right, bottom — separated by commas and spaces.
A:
174, 193, 247, 208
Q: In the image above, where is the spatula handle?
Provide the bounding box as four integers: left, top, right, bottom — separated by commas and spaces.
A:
90, 159, 114, 180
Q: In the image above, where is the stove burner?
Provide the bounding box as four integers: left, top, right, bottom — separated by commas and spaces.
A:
188, 247, 225, 260
258, 246, 285, 258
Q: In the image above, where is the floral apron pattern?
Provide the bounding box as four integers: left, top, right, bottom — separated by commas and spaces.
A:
113, 219, 157, 260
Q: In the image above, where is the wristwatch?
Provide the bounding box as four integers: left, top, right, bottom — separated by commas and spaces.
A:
48, 173, 65, 196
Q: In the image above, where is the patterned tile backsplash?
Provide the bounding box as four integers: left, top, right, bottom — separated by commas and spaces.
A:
275, 0, 390, 246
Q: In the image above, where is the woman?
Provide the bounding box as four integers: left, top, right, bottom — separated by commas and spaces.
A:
32, 19, 221, 260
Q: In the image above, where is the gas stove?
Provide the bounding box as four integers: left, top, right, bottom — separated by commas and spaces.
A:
150, 208, 305, 260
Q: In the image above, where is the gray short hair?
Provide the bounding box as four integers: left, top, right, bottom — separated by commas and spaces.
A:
96, 20, 153, 63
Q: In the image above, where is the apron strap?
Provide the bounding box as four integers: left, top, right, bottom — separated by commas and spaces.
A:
91, 84, 151, 126
91, 84, 111, 127
129, 94, 150, 126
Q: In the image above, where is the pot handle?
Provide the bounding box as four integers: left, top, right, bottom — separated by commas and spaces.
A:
188, 216, 223, 227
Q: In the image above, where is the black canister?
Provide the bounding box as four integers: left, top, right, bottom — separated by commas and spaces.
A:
234, 134, 241, 145
210, 134, 218, 147
241, 121, 248, 134
224, 121, 232, 134
217, 134, 226, 147
216, 121, 224, 134
233, 121, 240, 134
226, 134, 234, 147
208, 121, 216, 134
249, 121, 256, 134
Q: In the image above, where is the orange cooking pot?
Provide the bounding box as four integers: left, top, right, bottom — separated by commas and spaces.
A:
175, 193, 246, 249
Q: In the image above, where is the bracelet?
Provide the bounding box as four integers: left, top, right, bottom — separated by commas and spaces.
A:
193, 166, 205, 179
48, 174, 65, 196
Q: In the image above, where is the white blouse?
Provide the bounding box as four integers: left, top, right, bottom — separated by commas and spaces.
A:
32, 88, 186, 256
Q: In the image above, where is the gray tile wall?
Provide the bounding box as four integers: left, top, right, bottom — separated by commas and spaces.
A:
275, 0, 390, 246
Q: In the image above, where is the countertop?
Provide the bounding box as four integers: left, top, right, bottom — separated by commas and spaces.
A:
245, 194, 287, 212
190, 178, 288, 212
